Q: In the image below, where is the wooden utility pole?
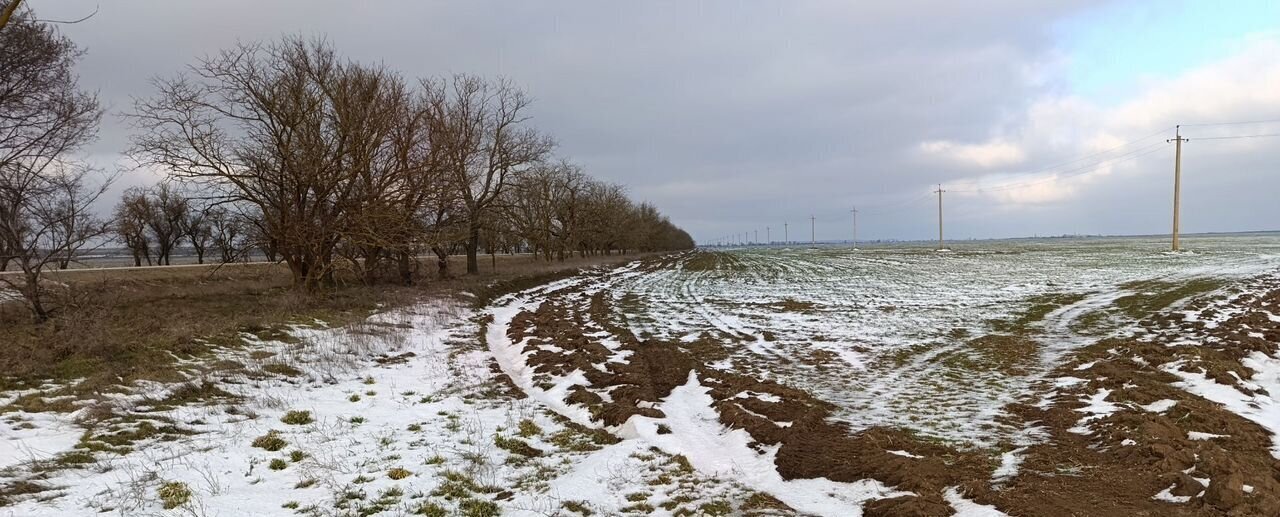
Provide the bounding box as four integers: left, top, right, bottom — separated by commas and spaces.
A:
0, 0, 24, 32
850, 207, 858, 247
1169, 126, 1189, 252
810, 215, 816, 245
935, 184, 945, 250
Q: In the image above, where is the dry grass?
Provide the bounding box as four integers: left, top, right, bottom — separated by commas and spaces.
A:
0, 253, 652, 395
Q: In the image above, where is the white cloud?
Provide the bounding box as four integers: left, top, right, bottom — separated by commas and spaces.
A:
918, 139, 1026, 168
933, 35, 1280, 214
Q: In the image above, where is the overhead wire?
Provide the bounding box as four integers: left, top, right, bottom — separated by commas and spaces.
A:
703, 117, 1280, 245
1191, 133, 1280, 141
949, 140, 1171, 194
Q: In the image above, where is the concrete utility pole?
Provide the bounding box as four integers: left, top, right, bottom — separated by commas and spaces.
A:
754, 229, 758, 244
767, 226, 771, 244
850, 207, 858, 248
784, 223, 789, 244
1169, 125, 1189, 252
935, 184, 946, 250
810, 215, 816, 246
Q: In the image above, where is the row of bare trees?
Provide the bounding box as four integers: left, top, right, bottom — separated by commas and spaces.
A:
126, 36, 692, 289
1, 16, 692, 322
112, 184, 254, 266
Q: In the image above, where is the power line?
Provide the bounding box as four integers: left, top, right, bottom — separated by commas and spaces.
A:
858, 191, 936, 214
1179, 118, 1280, 128
950, 140, 1170, 193
1191, 133, 1280, 141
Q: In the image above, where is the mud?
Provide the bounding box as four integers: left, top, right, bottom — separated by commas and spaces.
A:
494, 255, 1280, 516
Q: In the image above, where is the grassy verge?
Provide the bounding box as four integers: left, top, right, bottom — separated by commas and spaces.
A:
0, 253, 653, 402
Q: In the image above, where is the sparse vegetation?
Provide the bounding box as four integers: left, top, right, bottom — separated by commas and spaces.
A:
562, 500, 594, 515
280, 410, 313, 425
157, 481, 192, 509
494, 434, 544, 457
516, 418, 542, 438
251, 430, 287, 451
415, 502, 448, 517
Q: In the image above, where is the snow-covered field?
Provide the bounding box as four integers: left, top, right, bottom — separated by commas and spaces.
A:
5, 233, 1280, 516
0, 299, 765, 516
606, 234, 1280, 446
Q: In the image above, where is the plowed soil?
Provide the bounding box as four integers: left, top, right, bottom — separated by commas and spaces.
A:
497, 257, 1280, 516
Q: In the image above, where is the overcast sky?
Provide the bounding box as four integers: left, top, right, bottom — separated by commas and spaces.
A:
32, 0, 1280, 243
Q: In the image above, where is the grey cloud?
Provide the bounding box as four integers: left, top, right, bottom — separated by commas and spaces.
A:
48, 0, 1271, 244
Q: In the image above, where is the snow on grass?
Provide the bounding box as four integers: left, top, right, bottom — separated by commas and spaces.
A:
0, 412, 82, 469
0, 297, 757, 516
612, 235, 1280, 447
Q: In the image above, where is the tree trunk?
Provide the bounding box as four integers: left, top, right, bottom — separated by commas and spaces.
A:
465, 225, 480, 275
432, 246, 449, 279
397, 251, 414, 286
20, 270, 49, 324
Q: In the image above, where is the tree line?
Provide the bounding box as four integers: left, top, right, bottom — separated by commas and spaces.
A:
0, 10, 692, 322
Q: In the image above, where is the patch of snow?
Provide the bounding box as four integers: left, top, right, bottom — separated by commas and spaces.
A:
0, 412, 82, 470
1153, 485, 1192, 503
1054, 377, 1086, 388
991, 447, 1025, 483
944, 487, 1009, 516
619, 372, 907, 516
1166, 352, 1280, 457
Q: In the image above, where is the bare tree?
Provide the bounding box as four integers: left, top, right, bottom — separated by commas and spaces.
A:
181, 202, 213, 264
127, 37, 694, 288
142, 184, 187, 265
129, 37, 413, 289
424, 75, 552, 274
113, 190, 152, 266
0, 10, 104, 322
206, 205, 245, 264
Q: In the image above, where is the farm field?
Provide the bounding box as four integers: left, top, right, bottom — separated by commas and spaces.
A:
609, 234, 1280, 447
5, 234, 1280, 516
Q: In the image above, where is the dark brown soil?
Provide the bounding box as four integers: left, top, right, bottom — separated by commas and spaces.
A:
494, 256, 1280, 516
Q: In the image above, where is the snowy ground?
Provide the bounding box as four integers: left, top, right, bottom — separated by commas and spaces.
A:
0, 298, 769, 516
5, 234, 1280, 516
603, 234, 1280, 446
